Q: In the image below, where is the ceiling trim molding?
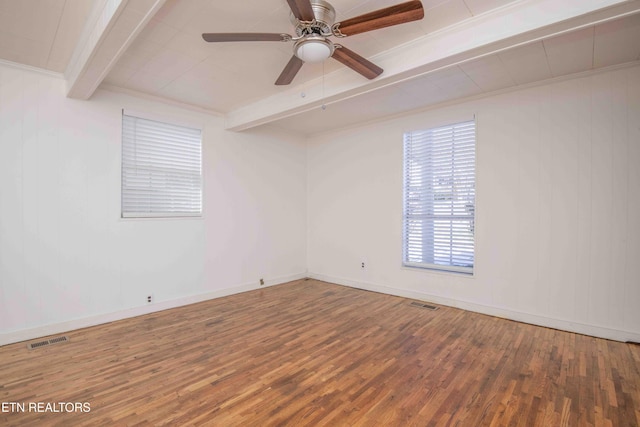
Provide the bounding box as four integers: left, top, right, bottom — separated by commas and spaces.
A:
224, 0, 640, 132
65, 0, 167, 100
98, 83, 225, 118
0, 59, 64, 79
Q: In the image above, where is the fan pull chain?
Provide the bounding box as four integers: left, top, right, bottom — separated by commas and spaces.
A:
321, 61, 326, 110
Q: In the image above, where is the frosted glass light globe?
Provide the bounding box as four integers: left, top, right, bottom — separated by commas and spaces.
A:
294, 37, 334, 62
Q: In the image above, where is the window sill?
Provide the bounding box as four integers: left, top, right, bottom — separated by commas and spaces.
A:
402, 262, 474, 276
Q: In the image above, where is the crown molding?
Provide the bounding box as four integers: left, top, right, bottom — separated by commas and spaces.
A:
0, 59, 64, 79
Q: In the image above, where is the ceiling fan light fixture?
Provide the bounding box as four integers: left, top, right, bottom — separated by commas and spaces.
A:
294, 36, 334, 63
202, 0, 426, 85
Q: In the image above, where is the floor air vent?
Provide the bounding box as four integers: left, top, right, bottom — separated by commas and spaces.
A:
27, 336, 69, 350
410, 301, 439, 310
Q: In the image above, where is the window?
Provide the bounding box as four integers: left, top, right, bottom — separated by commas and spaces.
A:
402, 119, 476, 274
121, 113, 202, 218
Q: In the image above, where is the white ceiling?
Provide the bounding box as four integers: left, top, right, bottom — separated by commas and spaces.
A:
102, 0, 520, 112
0, 0, 92, 72
275, 15, 640, 134
0, 0, 639, 135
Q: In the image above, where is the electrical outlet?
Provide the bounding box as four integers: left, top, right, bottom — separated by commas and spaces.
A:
260, 278, 264, 286
147, 295, 152, 303
361, 261, 365, 269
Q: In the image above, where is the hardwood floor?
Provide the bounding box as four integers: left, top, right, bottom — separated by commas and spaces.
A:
1, 279, 639, 426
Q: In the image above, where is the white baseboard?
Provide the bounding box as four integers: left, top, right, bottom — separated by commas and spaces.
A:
308, 272, 640, 343
0, 272, 306, 347
5, 272, 637, 346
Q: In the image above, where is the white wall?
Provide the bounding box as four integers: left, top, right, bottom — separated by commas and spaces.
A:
307, 64, 640, 342
0, 63, 307, 345
2, 61, 638, 345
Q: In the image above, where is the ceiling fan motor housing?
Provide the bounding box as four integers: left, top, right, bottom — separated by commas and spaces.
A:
291, 0, 336, 36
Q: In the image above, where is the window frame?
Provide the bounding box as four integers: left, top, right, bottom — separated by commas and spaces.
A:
120, 110, 203, 219
402, 118, 476, 275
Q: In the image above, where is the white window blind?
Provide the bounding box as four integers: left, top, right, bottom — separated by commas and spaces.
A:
121, 113, 202, 218
403, 120, 476, 274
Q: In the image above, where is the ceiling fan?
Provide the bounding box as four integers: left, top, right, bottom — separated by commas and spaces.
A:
202, 0, 424, 85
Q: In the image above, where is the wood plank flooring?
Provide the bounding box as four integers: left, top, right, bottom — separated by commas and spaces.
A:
1, 279, 639, 426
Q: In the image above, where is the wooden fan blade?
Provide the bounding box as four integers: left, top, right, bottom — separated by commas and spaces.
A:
202, 33, 289, 42
287, 0, 315, 21
275, 56, 304, 85
332, 46, 383, 80
334, 0, 424, 37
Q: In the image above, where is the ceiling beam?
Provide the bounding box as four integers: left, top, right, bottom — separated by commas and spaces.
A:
225, 0, 640, 132
65, 0, 167, 100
